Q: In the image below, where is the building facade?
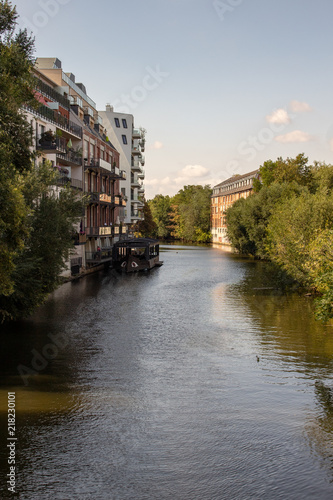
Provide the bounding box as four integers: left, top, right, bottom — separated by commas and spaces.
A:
31, 58, 126, 274
211, 170, 258, 245
99, 105, 146, 231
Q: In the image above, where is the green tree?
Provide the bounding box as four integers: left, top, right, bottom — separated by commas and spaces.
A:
133, 198, 157, 237
148, 194, 172, 239
0, 1, 85, 321
254, 153, 312, 191
171, 185, 212, 242
0, 0, 36, 296
226, 182, 305, 257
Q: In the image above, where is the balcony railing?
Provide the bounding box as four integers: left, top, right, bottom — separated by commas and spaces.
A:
55, 176, 83, 190
85, 247, 113, 264
56, 151, 82, 166
37, 135, 67, 153
131, 159, 143, 172
25, 104, 82, 138
84, 158, 122, 178
86, 226, 113, 237
35, 78, 70, 110
132, 128, 142, 138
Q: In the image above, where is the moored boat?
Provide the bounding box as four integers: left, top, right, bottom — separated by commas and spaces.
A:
112, 237, 163, 273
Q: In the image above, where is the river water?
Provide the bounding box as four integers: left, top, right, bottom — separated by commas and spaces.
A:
1, 244, 333, 499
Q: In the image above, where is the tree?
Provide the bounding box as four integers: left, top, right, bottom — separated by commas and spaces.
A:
0, 0, 36, 296
148, 194, 172, 239
0, 1, 85, 321
133, 198, 157, 237
254, 154, 312, 191
171, 185, 212, 242
226, 182, 305, 257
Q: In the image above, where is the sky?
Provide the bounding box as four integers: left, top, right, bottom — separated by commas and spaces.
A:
13, 0, 333, 199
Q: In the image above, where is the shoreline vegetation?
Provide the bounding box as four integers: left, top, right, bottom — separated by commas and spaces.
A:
226, 154, 333, 324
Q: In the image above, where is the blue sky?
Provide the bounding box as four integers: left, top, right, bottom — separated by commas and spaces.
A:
14, 0, 333, 199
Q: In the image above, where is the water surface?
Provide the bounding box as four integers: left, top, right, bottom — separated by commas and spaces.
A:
1, 245, 333, 499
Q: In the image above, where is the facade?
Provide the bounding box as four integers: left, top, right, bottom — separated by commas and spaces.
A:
31, 57, 125, 275
24, 67, 85, 276
211, 170, 258, 245
99, 105, 146, 231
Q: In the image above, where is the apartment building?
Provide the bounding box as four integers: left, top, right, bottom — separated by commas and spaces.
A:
24, 66, 85, 276
211, 170, 258, 245
32, 58, 125, 273
99, 105, 146, 231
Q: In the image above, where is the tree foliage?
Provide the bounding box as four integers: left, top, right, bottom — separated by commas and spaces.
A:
133, 198, 157, 237
148, 185, 212, 243
226, 154, 333, 322
0, 1, 84, 322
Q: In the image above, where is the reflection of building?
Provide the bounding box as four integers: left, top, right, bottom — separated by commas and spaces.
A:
211, 170, 258, 245
99, 105, 145, 231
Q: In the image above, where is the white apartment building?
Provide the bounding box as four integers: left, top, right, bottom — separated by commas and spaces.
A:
100, 104, 145, 228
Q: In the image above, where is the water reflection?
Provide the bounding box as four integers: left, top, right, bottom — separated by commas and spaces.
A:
0, 246, 333, 499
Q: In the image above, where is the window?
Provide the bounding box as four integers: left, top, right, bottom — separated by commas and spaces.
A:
122, 119, 127, 128
122, 135, 127, 145
114, 118, 120, 127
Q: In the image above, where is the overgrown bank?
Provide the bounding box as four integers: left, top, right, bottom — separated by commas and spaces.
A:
226, 154, 333, 322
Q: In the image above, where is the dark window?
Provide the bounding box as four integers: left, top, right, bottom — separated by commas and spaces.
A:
122, 135, 127, 145
114, 118, 120, 127
122, 119, 127, 128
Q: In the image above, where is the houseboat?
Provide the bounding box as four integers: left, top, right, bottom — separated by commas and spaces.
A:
112, 238, 163, 273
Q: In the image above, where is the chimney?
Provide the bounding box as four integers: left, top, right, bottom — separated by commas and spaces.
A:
106, 103, 113, 112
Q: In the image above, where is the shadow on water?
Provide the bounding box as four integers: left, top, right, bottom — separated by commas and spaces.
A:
1, 246, 333, 498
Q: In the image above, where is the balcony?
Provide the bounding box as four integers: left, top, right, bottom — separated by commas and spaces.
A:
25, 104, 82, 138
37, 134, 62, 153
137, 169, 145, 179
139, 155, 145, 165
85, 247, 113, 265
132, 128, 142, 139
56, 176, 83, 190
131, 144, 141, 155
120, 170, 127, 180
73, 232, 87, 245
86, 226, 113, 237
56, 150, 82, 166
131, 158, 143, 172
84, 158, 123, 178
131, 176, 141, 187
140, 140, 145, 152
35, 78, 70, 110
88, 192, 112, 204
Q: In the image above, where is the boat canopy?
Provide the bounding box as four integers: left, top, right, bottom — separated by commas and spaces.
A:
113, 238, 159, 248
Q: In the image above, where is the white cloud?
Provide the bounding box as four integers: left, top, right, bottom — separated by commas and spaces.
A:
289, 100, 312, 113
149, 140, 163, 149
145, 164, 211, 199
266, 108, 290, 124
275, 130, 313, 143
179, 164, 209, 178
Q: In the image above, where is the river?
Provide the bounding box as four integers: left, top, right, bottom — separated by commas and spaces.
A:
1, 244, 333, 499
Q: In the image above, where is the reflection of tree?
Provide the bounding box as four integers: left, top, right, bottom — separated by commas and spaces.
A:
305, 381, 333, 478
221, 258, 333, 481
228, 259, 333, 374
